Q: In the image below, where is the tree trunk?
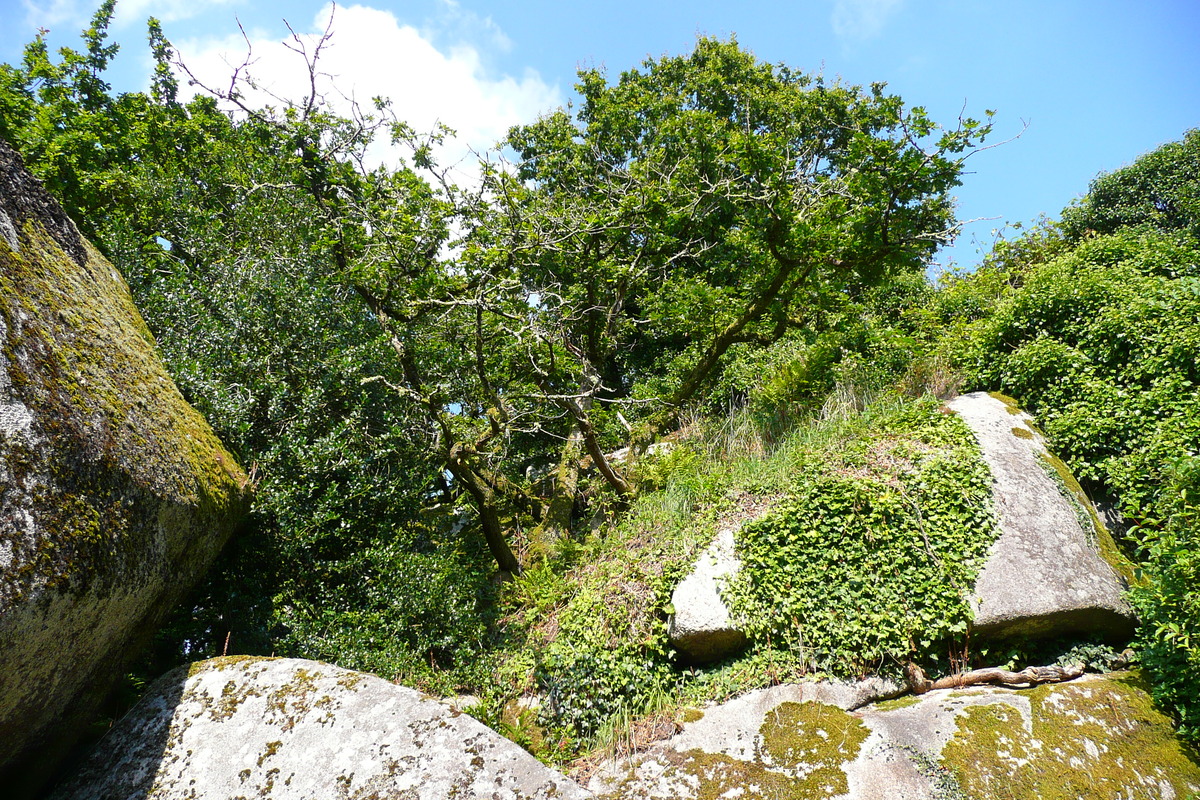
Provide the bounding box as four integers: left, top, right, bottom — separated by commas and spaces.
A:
577, 410, 633, 498
665, 255, 817, 423
447, 456, 522, 575
531, 427, 583, 556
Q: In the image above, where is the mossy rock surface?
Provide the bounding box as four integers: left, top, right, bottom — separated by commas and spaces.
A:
588, 679, 902, 799
940, 672, 1200, 799
0, 139, 250, 798
591, 673, 1200, 799
49, 657, 591, 800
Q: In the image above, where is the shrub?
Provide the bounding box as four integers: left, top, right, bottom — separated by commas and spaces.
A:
948, 223, 1200, 744
724, 397, 996, 678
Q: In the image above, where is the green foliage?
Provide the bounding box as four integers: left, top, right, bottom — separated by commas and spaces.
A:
513, 395, 1000, 754
511, 411, 785, 749
970, 634, 1127, 675
538, 646, 675, 744
29, 8, 1177, 771
724, 397, 995, 677
745, 320, 922, 417
943, 132, 1200, 743
2, 4, 992, 677
501, 37, 990, 428
1129, 458, 1200, 743
1, 10, 499, 692
0, 3, 188, 244
923, 221, 1067, 332
954, 229, 1200, 497
1062, 129, 1200, 241
528, 489, 717, 745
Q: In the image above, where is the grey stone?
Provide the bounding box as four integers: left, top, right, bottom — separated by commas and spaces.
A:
667, 526, 747, 662
442, 693, 482, 712
948, 392, 1135, 640
0, 207, 18, 253
606, 440, 675, 468
589, 673, 1200, 799
596, 678, 901, 777
51, 657, 592, 800
0, 139, 250, 799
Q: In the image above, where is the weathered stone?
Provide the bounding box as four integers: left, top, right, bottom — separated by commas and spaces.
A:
948, 391, 1135, 640
0, 139, 250, 798
864, 672, 1200, 799
593, 677, 900, 785
605, 440, 676, 468
667, 526, 747, 662
51, 657, 593, 800
590, 672, 1200, 799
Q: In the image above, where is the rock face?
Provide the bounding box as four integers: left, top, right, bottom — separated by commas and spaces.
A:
948, 392, 1135, 640
668, 391, 1135, 662
590, 672, 1200, 799
0, 139, 250, 798
51, 657, 593, 800
667, 526, 746, 662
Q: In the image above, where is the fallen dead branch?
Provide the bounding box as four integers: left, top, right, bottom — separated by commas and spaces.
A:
904, 662, 1086, 694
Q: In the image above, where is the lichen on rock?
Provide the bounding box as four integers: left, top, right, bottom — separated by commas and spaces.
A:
759, 701, 870, 797
50, 657, 592, 800
668, 525, 747, 663
0, 138, 251, 799
590, 672, 1199, 799
940, 672, 1200, 799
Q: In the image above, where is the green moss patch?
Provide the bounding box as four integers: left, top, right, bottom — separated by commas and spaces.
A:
661, 751, 801, 800
759, 701, 869, 797
941, 673, 1200, 799
988, 391, 1023, 415
870, 693, 922, 712
1038, 450, 1138, 585
604, 748, 836, 800
598, 701, 871, 799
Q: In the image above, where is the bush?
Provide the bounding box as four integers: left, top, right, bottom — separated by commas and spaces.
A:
947, 221, 1200, 744
724, 397, 996, 678
1129, 458, 1200, 743
1062, 129, 1200, 241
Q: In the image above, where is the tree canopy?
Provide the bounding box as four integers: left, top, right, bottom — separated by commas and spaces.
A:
497, 39, 991, 420
0, 4, 996, 723
1062, 128, 1200, 241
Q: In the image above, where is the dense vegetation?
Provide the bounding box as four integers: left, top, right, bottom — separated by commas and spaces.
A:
928, 134, 1200, 741
1, 2, 1197, 760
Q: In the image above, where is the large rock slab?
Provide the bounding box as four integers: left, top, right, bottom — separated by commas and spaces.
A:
667, 526, 746, 662
0, 139, 250, 798
948, 392, 1135, 639
590, 672, 1200, 799
50, 657, 593, 800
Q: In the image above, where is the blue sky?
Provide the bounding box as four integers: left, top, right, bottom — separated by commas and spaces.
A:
2, 0, 1198, 271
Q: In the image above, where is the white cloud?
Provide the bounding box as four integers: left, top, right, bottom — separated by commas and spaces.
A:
174, 3, 561, 184
111, 0, 243, 27
21, 0, 90, 30
427, 0, 512, 55
21, 0, 243, 31
831, 0, 904, 42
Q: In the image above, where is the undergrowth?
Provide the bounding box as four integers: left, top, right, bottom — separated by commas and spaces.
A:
724, 395, 996, 681
482, 391, 1001, 762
